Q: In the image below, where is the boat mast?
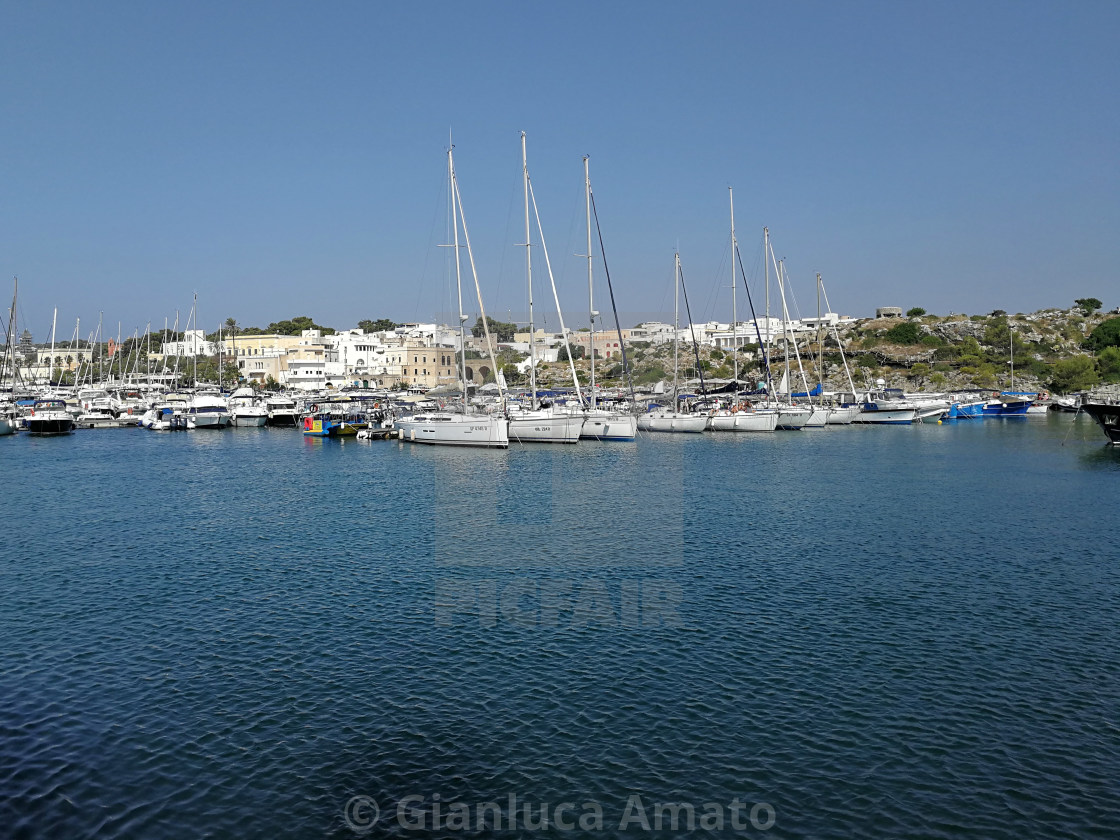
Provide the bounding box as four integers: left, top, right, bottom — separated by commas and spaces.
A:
450, 149, 504, 404
448, 145, 468, 414
528, 164, 582, 405
763, 227, 771, 405
3, 278, 15, 387
586, 156, 596, 410
49, 307, 57, 386
816, 272, 823, 405
730, 189, 737, 387
673, 251, 680, 409
1010, 323, 1015, 391
522, 132, 537, 408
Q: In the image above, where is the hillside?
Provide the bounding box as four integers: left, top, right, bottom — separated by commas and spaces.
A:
529, 303, 1120, 395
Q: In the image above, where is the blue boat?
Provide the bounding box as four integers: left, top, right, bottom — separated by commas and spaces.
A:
947, 392, 1035, 419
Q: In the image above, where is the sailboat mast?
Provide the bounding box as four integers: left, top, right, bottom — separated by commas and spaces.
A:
449, 146, 468, 414
730, 189, 737, 386
585, 156, 595, 410
816, 272, 823, 404
673, 252, 680, 407
522, 132, 536, 407
49, 307, 57, 386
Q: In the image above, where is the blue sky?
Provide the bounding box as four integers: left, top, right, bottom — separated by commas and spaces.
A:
2, 1, 1117, 342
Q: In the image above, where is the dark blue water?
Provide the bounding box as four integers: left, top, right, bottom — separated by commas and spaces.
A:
1, 417, 1117, 839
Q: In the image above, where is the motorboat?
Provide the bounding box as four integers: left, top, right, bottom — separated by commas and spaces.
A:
229, 387, 268, 427
26, 399, 75, 435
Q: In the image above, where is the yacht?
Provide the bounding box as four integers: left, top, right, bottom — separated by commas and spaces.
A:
186, 391, 231, 428
26, 399, 74, 435
1080, 392, 1120, 443
229, 387, 268, 427
265, 394, 300, 427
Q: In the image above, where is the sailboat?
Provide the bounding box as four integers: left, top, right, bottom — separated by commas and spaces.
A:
506, 133, 583, 444
637, 252, 707, 433
575, 156, 638, 441
1, 280, 23, 435
395, 142, 509, 448
707, 190, 778, 432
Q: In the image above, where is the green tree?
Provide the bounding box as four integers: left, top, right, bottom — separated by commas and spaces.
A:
358, 318, 400, 333
471, 316, 517, 343
266, 316, 335, 336
1085, 317, 1120, 351
1049, 355, 1099, 392
1098, 346, 1120, 382
906, 307, 926, 317
1074, 297, 1103, 313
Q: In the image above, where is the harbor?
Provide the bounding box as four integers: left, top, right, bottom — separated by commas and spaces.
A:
2, 410, 1116, 839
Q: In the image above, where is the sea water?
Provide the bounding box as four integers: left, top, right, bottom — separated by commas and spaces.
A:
1, 415, 1117, 839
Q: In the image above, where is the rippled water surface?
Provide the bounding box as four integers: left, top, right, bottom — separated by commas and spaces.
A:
1, 416, 1117, 839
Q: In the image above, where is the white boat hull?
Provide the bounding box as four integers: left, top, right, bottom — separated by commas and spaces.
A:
803, 406, 830, 427
508, 410, 582, 444
637, 411, 707, 433
232, 412, 268, 427
706, 411, 778, 432
856, 407, 917, 424
0, 416, 18, 436
775, 408, 811, 430
396, 413, 509, 448
826, 406, 860, 424
579, 411, 637, 441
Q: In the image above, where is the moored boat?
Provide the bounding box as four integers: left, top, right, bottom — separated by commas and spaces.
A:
1080, 394, 1120, 444
395, 411, 509, 448
27, 399, 75, 435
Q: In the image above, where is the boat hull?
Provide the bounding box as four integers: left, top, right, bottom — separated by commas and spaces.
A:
637, 411, 707, 433
826, 406, 860, 425
508, 411, 583, 444
27, 417, 74, 435
855, 406, 917, 424
395, 413, 509, 448
1081, 401, 1120, 444
707, 411, 778, 432
579, 411, 637, 441
775, 408, 811, 430
232, 414, 268, 427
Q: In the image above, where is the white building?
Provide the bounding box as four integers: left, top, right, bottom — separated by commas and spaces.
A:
159, 329, 214, 357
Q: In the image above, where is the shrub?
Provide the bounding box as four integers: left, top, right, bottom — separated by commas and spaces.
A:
1086, 317, 1120, 351
883, 322, 921, 344
906, 307, 926, 317
1098, 346, 1120, 382
1075, 297, 1103, 313
1049, 355, 1099, 392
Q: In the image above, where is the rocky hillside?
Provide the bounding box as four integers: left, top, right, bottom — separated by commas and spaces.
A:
530, 303, 1120, 395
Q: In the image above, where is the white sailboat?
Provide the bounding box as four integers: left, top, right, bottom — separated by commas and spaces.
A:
507, 133, 583, 444
395, 142, 509, 449
576, 156, 637, 441
707, 189, 778, 433
638, 252, 707, 433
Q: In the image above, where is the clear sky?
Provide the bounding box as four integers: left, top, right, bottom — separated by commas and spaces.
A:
2, 0, 1117, 342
